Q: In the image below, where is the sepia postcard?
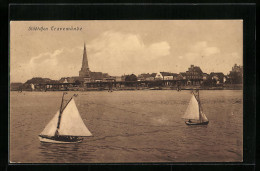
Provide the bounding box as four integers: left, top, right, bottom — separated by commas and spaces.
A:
10, 20, 243, 163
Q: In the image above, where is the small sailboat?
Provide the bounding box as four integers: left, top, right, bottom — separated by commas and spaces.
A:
39, 93, 92, 143
182, 90, 209, 125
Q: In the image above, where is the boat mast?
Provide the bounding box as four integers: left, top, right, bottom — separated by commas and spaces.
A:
197, 90, 202, 123
56, 94, 78, 131
56, 92, 67, 130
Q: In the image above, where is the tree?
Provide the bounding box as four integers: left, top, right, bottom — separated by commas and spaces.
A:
229, 72, 242, 84
125, 74, 137, 87
125, 74, 137, 82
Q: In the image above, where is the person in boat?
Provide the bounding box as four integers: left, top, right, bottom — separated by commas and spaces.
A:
188, 119, 192, 123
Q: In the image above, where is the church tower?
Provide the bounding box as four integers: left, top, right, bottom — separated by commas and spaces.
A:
79, 42, 91, 78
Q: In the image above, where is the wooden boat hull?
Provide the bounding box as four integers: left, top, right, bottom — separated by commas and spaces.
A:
185, 121, 209, 125
39, 136, 83, 144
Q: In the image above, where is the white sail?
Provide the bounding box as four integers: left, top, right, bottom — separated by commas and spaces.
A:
39, 111, 59, 137
200, 111, 208, 122
182, 94, 200, 120
57, 98, 92, 137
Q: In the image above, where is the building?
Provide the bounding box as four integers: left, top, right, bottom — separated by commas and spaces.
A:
155, 72, 163, 80
59, 77, 85, 84
172, 73, 179, 80
115, 76, 123, 82
138, 73, 150, 81
179, 72, 187, 80
161, 72, 174, 80
90, 72, 104, 82
202, 73, 209, 80
155, 72, 177, 80
185, 65, 203, 85
137, 73, 156, 81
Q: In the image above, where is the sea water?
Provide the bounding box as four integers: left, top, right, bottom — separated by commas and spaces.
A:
10, 90, 243, 163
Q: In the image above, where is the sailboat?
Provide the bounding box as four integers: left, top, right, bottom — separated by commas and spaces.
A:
182, 90, 209, 125
39, 93, 92, 143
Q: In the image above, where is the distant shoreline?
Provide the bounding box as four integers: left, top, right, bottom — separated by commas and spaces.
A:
10, 87, 243, 92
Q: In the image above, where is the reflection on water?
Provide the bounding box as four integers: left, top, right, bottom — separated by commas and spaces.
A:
39, 142, 96, 163
10, 90, 243, 163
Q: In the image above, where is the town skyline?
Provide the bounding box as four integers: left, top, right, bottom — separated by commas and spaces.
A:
13, 63, 243, 84
10, 20, 243, 83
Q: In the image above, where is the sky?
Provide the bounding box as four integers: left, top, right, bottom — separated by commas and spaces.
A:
10, 20, 243, 83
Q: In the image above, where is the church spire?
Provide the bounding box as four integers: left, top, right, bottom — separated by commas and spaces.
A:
81, 42, 89, 70
79, 42, 91, 78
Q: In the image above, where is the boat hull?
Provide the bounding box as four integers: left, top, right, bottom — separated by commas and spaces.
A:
39, 136, 83, 144
185, 121, 209, 125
